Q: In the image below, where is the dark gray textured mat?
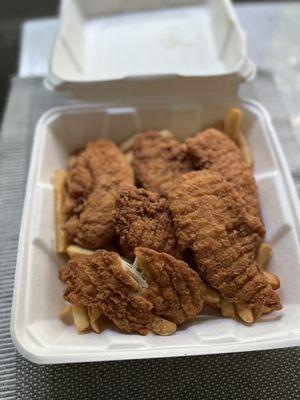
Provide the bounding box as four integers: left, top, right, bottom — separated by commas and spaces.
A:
0, 75, 299, 400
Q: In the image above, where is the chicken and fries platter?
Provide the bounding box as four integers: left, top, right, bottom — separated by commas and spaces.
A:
11, 98, 300, 364
11, 0, 300, 365
55, 108, 282, 336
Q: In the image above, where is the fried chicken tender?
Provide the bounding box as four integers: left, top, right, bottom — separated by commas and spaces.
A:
168, 171, 281, 310
135, 247, 206, 324
186, 129, 261, 218
59, 250, 153, 335
133, 130, 193, 194
115, 187, 178, 260
63, 139, 134, 249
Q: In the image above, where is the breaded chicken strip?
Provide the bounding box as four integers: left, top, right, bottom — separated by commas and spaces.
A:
168, 171, 281, 310
115, 187, 178, 260
135, 247, 206, 324
133, 130, 193, 194
59, 250, 153, 335
186, 129, 260, 218
63, 139, 134, 249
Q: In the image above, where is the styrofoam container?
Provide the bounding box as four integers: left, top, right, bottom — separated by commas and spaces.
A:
11, 0, 300, 364
45, 0, 255, 94
11, 94, 300, 364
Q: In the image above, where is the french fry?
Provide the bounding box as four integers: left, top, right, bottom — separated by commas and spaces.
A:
253, 305, 264, 321
67, 245, 94, 259
237, 131, 253, 167
87, 307, 104, 333
253, 305, 274, 321
124, 151, 133, 163
90, 318, 103, 334
160, 129, 175, 139
119, 130, 175, 154
151, 315, 177, 336
263, 306, 272, 314
220, 298, 236, 318
225, 108, 243, 143
256, 243, 272, 268
119, 134, 137, 153
71, 304, 90, 333
59, 304, 74, 325
235, 303, 254, 324
54, 170, 68, 253
87, 306, 103, 323
262, 270, 280, 290
205, 286, 221, 307
67, 156, 77, 168
224, 108, 253, 166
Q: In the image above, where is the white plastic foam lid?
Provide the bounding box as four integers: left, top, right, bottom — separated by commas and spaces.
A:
45, 0, 256, 101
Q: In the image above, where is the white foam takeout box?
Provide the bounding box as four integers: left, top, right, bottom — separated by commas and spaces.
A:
11, 0, 300, 364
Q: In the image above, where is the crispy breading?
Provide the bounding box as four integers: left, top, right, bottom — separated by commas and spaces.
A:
63, 139, 134, 249
135, 247, 206, 324
115, 187, 178, 260
59, 250, 153, 335
132, 130, 193, 194
186, 129, 261, 218
167, 171, 281, 310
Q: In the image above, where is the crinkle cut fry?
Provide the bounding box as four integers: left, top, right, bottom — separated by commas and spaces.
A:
167, 170, 281, 313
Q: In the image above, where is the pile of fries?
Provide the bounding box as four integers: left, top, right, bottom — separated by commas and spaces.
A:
55, 108, 279, 334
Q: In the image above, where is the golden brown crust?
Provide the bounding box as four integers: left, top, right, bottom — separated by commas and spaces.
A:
59, 250, 153, 334
115, 187, 179, 260
133, 131, 193, 195
63, 140, 134, 249
186, 129, 261, 219
135, 247, 206, 324
167, 170, 281, 310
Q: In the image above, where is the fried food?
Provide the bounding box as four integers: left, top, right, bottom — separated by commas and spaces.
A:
63, 139, 134, 250
235, 303, 254, 324
54, 170, 69, 253
71, 304, 91, 333
225, 108, 243, 143
134, 247, 206, 325
115, 187, 178, 260
186, 129, 260, 218
133, 130, 193, 194
67, 245, 94, 259
59, 304, 73, 325
224, 108, 253, 167
150, 315, 177, 336
237, 130, 253, 168
59, 250, 153, 335
204, 286, 221, 308
256, 243, 272, 268
220, 298, 236, 319
168, 170, 281, 310
205, 242, 277, 323
87, 306, 104, 333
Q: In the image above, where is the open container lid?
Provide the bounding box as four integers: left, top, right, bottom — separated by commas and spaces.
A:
45, 0, 255, 100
